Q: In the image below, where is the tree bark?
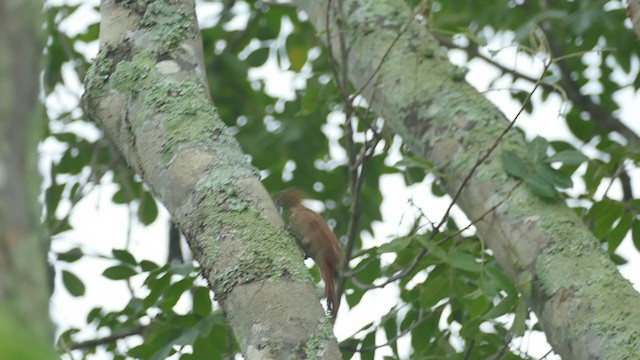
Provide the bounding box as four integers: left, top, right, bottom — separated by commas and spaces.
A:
628, 0, 640, 39
293, 0, 640, 359
82, 0, 341, 358
0, 0, 53, 343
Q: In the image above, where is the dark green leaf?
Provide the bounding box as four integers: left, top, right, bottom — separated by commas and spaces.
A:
193, 287, 213, 317
483, 293, 517, 320
140, 260, 160, 271
610, 253, 628, 265
360, 331, 376, 360
512, 297, 528, 336
607, 213, 632, 252
592, 200, 624, 240
501, 151, 528, 178
162, 278, 195, 310
485, 266, 516, 294
245, 47, 270, 67
286, 32, 308, 71
57, 247, 83, 263
377, 237, 412, 254
420, 275, 449, 307
382, 316, 398, 356
633, 221, 640, 252
45, 179, 64, 222
138, 191, 159, 225
536, 166, 572, 189
62, 270, 85, 297
524, 172, 558, 199
87, 307, 102, 323
112, 249, 138, 266
103, 265, 138, 280
448, 251, 482, 272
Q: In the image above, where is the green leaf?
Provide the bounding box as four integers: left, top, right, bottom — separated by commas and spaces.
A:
113, 249, 138, 266
360, 331, 376, 360
633, 221, 640, 252
286, 32, 308, 71
45, 177, 63, 222
394, 156, 434, 170
162, 278, 195, 310
501, 151, 528, 178
340, 338, 359, 360
524, 172, 558, 199
62, 270, 85, 297
448, 251, 482, 272
377, 237, 412, 254
138, 191, 159, 226
536, 166, 572, 189
485, 266, 517, 294
144, 273, 172, 308
610, 253, 628, 265
512, 297, 528, 336
527, 136, 548, 164
382, 317, 398, 356
245, 47, 270, 67
482, 293, 517, 320
193, 287, 212, 317
419, 275, 449, 307
57, 247, 83, 263
103, 265, 138, 280
87, 307, 102, 323
607, 213, 632, 252
140, 260, 160, 271
591, 200, 624, 240
545, 150, 588, 165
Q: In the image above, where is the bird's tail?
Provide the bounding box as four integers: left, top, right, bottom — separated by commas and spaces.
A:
322, 261, 338, 316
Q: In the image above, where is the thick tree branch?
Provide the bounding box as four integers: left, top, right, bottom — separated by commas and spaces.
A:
83, 1, 341, 358
293, 0, 640, 358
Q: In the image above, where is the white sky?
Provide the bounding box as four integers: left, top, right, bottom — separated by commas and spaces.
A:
44, 1, 640, 359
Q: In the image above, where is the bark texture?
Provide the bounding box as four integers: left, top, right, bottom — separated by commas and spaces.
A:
83, 0, 340, 358
293, 0, 640, 359
0, 0, 52, 342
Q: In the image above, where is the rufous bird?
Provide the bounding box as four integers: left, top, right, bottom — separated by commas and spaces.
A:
275, 189, 343, 316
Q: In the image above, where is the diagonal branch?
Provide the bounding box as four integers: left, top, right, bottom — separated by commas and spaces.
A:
545, 33, 640, 147
65, 325, 146, 351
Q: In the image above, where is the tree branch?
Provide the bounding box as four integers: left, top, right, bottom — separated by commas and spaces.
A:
67, 325, 146, 351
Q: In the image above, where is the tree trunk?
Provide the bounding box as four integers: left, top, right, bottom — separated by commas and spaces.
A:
82, 0, 341, 358
0, 0, 53, 343
293, 0, 640, 359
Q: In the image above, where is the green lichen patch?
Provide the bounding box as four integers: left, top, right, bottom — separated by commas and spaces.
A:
142, 1, 193, 53
188, 187, 311, 297
105, 50, 229, 162
304, 317, 335, 360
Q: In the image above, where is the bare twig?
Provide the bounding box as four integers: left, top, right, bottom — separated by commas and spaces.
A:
65, 325, 146, 351
435, 60, 551, 231
351, 0, 430, 101
540, 23, 640, 147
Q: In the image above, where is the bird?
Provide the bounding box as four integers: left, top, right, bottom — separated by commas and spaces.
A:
275, 189, 343, 316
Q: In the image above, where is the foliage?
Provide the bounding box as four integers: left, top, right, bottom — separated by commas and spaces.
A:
44, 0, 638, 359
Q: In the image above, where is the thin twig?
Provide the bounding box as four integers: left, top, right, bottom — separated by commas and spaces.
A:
65, 325, 146, 350
542, 27, 640, 147
350, 177, 523, 292
435, 59, 552, 231
351, 0, 430, 101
